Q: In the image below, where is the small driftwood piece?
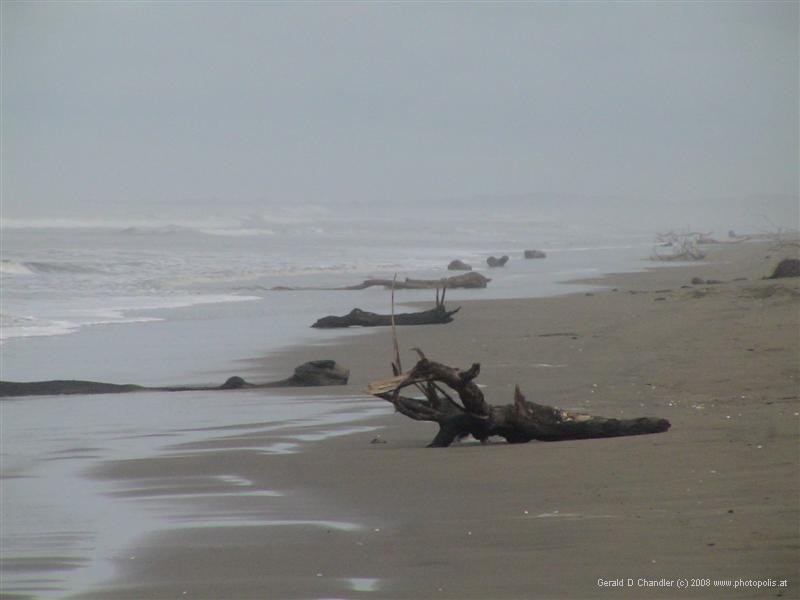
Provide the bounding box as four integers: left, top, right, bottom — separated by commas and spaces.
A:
312, 288, 460, 328
367, 351, 670, 448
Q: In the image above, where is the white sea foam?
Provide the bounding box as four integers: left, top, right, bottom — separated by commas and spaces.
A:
0, 295, 260, 342
0, 316, 80, 340
0, 260, 35, 275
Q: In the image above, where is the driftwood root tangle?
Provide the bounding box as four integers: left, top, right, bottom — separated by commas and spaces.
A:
368, 355, 670, 448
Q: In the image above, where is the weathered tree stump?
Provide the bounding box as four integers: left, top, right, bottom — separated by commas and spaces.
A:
368, 352, 670, 448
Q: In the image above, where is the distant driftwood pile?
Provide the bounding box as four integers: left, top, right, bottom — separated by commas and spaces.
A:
652, 232, 707, 261
0, 360, 349, 398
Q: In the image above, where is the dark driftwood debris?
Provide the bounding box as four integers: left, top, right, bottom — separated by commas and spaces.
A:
368, 353, 670, 448
312, 304, 461, 328
524, 249, 547, 259
273, 272, 490, 291
0, 360, 349, 398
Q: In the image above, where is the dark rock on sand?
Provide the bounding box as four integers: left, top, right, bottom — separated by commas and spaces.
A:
447, 259, 472, 271
524, 249, 547, 259
768, 258, 800, 279
220, 376, 251, 389
486, 255, 509, 268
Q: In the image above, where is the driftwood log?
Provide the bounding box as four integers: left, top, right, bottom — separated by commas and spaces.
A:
368, 351, 670, 448
312, 304, 460, 328
273, 272, 490, 291
0, 360, 349, 398
313, 287, 459, 328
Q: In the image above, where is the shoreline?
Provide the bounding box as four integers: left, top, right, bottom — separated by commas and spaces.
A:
9, 241, 800, 599
242, 239, 789, 390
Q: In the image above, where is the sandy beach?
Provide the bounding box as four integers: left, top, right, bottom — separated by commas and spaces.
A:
67, 240, 799, 600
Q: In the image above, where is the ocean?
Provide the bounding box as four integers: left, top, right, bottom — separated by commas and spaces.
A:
1, 208, 659, 597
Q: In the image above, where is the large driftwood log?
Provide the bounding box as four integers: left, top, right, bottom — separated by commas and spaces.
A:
312, 304, 460, 328
368, 352, 670, 447
0, 360, 349, 398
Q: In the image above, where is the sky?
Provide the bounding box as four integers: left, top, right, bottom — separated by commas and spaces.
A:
1, 1, 798, 226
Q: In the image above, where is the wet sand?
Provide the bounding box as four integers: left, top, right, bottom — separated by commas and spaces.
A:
74, 241, 798, 599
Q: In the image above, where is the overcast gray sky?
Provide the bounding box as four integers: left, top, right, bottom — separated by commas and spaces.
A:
2, 1, 798, 223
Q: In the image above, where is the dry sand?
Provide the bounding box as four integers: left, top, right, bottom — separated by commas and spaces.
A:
75, 241, 798, 600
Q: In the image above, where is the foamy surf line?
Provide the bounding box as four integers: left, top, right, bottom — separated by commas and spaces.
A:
0, 294, 260, 343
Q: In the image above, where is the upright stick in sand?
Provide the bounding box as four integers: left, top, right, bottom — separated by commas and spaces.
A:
390, 274, 402, 376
